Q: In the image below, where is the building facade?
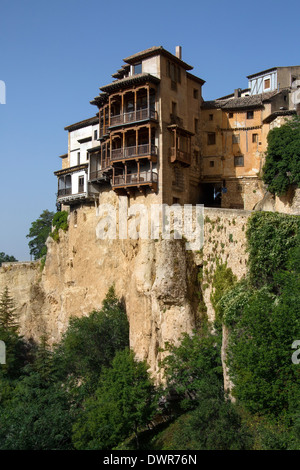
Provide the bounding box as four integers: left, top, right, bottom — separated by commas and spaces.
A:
54, 48, 300, 211
55, 46, 205, 210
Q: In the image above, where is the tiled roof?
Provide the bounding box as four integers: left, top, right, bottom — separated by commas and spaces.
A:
202, 90, 280, 110
64, 116, 99, 131
263, 109, 296, 123
123, 46, 193, 71
100, 73, 160, 93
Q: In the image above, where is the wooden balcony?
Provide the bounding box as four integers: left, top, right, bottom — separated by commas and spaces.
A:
112, 170, 158, 192
99, 125, 109, 138
170, 147, 191, 166
110, 108, 158, 128
57, 188, 88, 205
111, 144, 157, 163
57, 188, 71, 197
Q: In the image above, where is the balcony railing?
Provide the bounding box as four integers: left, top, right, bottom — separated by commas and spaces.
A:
111, 144, 157, 161
113, 170, 158, 187
57, 188, 72, 197
99, 125, 109, 138
110, 108, 157, 127
170, 147, 191, 166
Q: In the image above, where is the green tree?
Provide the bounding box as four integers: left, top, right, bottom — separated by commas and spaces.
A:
0, 369, 75, 449
156, 326, 252, 450
55, 286, 129, 392
26, 209, 55, 259
262, 116, 300, 196
161, 399, 252, 450
0, 252, 17, 267
50, 211, 68, 242
72, 348, 157, 450
0, 286, 18, 331
160, 325, 224, 411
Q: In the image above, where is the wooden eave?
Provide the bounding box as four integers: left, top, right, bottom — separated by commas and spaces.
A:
54, 163, 88, 177
64, 116, 99, 132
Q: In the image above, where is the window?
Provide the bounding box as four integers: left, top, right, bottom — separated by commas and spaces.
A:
234, 156, 244, 167
264, 78, 270, 89
193, 89, 199, 99
168, 61, 181, 88
207, 132, 216, 145
172, 101, 177, 116
194, 118, 199, 133
77, 152, 80, 165
209, 160, 215, 167
94, 129, 98, 140
228, 112, 234, 119
209, 114, 213, 121
252, 133, 258, 143
232, 134, 240, 144
134, 63, 142, 74
247, 111, 254, 119
78, 176, 84, 192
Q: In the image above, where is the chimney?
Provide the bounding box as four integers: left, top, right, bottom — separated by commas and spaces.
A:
175, 46, 182, 60
234, 88, 242, 98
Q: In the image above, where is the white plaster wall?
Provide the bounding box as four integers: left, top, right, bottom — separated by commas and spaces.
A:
142, 56, 160, 78
71, 170, 86, 194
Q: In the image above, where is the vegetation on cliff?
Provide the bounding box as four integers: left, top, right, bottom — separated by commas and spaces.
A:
213, 211, 300, 449
0, 212, 299, 450
26, 209, 55, 259
262, 116, 300, 196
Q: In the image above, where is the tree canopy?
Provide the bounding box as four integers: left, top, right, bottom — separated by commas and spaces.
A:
0, 252, 17, 267
262, 116, 300, 196
26, 209, 55, 259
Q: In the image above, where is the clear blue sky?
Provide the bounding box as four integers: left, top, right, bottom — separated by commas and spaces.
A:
0, 0, 299, 260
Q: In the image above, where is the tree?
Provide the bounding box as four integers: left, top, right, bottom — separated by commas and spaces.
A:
55, 286, 129, 392
72, 348, 157, 450
160, 325, 224, 411
262, 116, 300, 196
0, 286, 18, 331
26, 209, 55, 259
0, 252, 17, 267
0, 367, 75, 450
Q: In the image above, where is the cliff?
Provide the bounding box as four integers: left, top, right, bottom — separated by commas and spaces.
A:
0, 193, 251, 377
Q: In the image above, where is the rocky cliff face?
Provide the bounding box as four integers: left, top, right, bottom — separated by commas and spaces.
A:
0, 196, 251, 377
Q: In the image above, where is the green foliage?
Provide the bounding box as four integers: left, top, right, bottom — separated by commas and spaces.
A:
226, 249, 300, 420
50, 211, 68, 242
0, 252, 17, 267
55, 285, 129, 392
72, 348, 157, 450
246, 211, 300, 287
0, 369, 75, 450
161, 325, 223, 411
262, 116, 300, 195
0, 286, 18, 331
154, 400, 252, 450
210, 259, 237, 323
26, 209, 55, 259
217, 213, 300, 428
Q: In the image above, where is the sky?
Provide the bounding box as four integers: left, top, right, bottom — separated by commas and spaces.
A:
0, 0, 299, 260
